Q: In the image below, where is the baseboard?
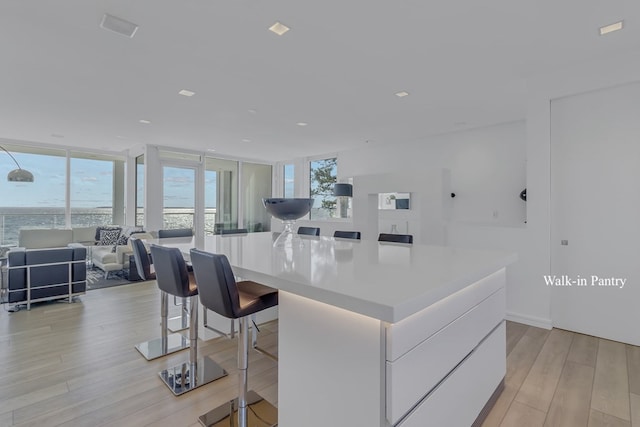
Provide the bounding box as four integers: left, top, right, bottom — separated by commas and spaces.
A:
506, 311, 552, 330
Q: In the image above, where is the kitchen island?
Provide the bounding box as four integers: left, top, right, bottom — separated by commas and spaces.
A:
167, 232, 516, 426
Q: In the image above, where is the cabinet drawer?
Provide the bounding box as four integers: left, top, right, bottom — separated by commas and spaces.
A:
386, 269, 505, 361
397, 321, 506, 427
386, 287, 505, 425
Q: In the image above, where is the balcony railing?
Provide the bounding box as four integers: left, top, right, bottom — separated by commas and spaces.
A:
0, 208, 226, 246
0, 211, 115, 246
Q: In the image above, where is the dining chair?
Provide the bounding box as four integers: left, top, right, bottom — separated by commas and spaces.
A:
158, 228, 193, 238
333, 230, 361, 240
297, 226, 320, 236
190, 248, 278, 427
378, 233, 413, 244
148, 245, 226, 395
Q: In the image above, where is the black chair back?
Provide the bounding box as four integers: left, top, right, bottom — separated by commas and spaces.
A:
158, 228, 193, 238
130, 237, 155, 280
220, 228, 248, 235
378, 233, 413, 244
333, 230, 361, 240
190, 249, 240, 319
297, 226, 320, 236
149, 245, 193, 297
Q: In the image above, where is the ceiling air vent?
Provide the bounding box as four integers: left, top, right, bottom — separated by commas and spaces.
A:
100, 14, 139, 38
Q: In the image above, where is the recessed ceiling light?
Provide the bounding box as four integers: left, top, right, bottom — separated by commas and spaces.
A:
296, 122, 308, 126
115, 135, 126, 139
248, 109, 258, 114
241, 138, 252, 143
178, 89, 195, 97
139, 119, 151, 124
100, 14, 139, 38
207, 148, 216, 152
599, 21, 623, 35
51, 133, 64, 138
269, 22, 290, 36
395, 91, 410, 98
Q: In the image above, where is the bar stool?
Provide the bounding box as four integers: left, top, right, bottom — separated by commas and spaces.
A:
133, 238, 190, 361
190, 248, 278, 427
156, 230, 193, 332
130, 236, 155, 281
148, 245, 226, 395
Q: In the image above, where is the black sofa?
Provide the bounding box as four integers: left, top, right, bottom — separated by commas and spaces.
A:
5, 245, 87, 309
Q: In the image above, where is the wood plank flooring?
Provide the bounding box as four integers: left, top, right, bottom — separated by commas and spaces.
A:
484, 321, 638, 427
1, 282, 639, 426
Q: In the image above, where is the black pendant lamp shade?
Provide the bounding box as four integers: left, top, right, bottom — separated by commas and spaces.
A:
333, 183, 353, 197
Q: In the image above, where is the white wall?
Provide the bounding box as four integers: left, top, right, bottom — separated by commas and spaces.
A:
336, 121, 538, 325
340, 121, 527, 228
444, 122, 526, 226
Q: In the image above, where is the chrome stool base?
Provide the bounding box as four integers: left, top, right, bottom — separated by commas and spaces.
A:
198, 390, 277, 427
135, 333, 189, 361
159, 356, 227, 396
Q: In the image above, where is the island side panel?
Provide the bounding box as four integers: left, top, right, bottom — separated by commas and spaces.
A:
278, 291, 386, 427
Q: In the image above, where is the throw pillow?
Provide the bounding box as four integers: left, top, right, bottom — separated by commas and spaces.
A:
98, 229, 121, 246
116, 233, 129, 246
95, 226, 121, 242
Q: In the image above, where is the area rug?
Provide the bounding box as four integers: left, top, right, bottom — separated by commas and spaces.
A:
86, 267, 135, 290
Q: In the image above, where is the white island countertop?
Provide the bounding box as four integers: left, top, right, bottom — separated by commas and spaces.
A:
170, 232, 517, 324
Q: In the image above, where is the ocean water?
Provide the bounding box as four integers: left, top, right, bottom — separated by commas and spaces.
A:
0, 207, 217, 246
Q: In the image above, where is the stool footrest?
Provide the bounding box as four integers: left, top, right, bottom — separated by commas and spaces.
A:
167, 314, 189, 332
198, 390, 277, 427
135, 333, 189, 361
159, 356, 227, 396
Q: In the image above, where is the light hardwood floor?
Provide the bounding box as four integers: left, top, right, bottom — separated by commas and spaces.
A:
1, 282, 638, 427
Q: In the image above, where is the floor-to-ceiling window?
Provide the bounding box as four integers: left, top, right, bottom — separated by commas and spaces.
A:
135, 155, 144, 227
309, 157, 337, 220
0, 145, 66, 244
205, 157, 238, 234
70, 153, 121, 227
162, 166, 196, 230
242, 162, 272, 232
283, 163, 295, 198
0, 144, 125, 245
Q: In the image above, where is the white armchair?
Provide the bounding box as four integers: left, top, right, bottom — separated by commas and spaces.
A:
91, 232, 154, 278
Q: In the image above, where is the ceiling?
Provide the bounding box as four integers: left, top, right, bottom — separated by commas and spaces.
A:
1, 1, 639, 162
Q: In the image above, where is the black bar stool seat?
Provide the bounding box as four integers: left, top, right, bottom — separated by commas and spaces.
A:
378, 233, 413, 244
333, 230, 361, 240
297, 226, 320, 236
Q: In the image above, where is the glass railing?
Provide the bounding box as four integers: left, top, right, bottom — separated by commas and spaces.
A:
0, 209, 114, 246
0, 208, 223, 246
162, 209, 218, 235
